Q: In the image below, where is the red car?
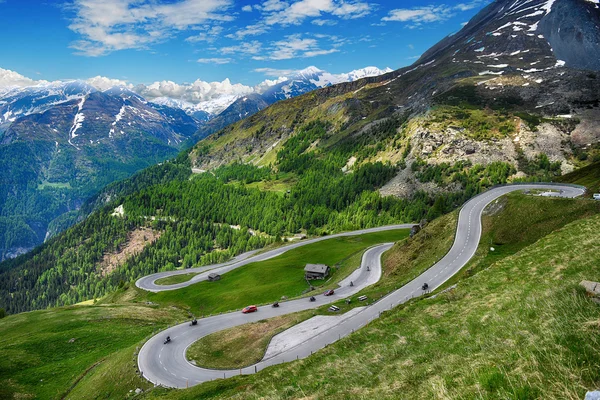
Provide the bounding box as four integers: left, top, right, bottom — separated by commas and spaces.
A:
324, 289, 335, 296
242, 305, 258, 314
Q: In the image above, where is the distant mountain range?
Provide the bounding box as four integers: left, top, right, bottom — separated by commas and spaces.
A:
0, 65, 392, 260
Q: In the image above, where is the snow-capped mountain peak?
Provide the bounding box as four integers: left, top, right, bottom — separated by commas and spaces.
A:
0, 64, 395, 127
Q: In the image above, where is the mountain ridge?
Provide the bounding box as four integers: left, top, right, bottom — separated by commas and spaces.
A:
189, 0, 600, 174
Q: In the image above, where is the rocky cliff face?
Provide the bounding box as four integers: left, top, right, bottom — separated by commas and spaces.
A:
540, 0, 600, 71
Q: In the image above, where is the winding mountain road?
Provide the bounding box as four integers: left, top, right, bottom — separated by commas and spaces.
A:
136, 224, 415, 292
137, 184, 584, 389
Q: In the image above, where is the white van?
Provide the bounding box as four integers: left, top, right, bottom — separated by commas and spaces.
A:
594, 193, 600, 200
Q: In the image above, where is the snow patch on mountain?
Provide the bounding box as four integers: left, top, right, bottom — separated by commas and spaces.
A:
109, 106, 126, 138
69, 97, 86, 147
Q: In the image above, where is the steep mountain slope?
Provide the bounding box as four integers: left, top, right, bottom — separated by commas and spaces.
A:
0, 82, 201, 260
190, 66, 393, 144
1, 0, 599, 316
190, 0, 600, 194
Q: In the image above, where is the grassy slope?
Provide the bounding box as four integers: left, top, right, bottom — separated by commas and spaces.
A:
154, 273, 199, 286
559, 161, 600, 198
187, 311, 313, 370
315, 211, 459, 315
143, 203, 600, 400
178, 193, 600, 373
2, 193, 598, 399
183, 216, 460, 370
0, 304, 187, 400
447, 192, 600, 287
123, 230, 410, 316
0, 229, 407, 400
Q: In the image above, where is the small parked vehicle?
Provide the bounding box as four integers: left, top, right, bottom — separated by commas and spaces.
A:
190, 319, 198, 326
422, 283, 429, 291
164, 336, 171, 344
272, 302, 280, 308
593, 193, 600, 200
324, 289, 335, 296
309, 296, 316, 302
242, 305, 258, 314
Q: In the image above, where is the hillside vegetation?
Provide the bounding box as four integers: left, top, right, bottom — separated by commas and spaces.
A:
0, 121, 521, 315
0, 189, 598, 399
142, 197, 600, 400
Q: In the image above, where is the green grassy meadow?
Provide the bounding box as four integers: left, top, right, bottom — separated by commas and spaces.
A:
139, 229, 410, 315
0, 304, 187, 399
2, 191, 599, 399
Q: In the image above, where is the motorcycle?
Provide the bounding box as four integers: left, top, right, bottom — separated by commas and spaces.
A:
164, 336, 171, 344
309, 296, 316, 302
272, 302, 280, 308
422, 283, 429, 291
190, 319, 198, 326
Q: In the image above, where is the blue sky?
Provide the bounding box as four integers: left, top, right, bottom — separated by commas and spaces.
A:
0, 0, 490, 86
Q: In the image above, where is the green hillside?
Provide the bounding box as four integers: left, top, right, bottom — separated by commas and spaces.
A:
1, 191, 598, 399
142, 196, 600, 400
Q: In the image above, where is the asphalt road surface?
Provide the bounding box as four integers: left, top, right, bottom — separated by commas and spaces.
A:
137, 184, 584, 388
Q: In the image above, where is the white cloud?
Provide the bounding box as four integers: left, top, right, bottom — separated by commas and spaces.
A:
241, 5, 253, 12
254, 76, 289, 92
226, 24, 269, 39
86, 75, 131, 90
249, 0, 373, 30
382, 6, 451, 23
382, 1, 487, 26
219, 0, 372, 48
197, 57, 232, 64
220, 40, 263, 55
454, 0, 488, 11
259, 0, 289, 12
134, 78, 254, 105
254, 67, 298, 77
0, 67, 46, 89
253, 34, 340, 60
185, 26, 224, 43
330, 1, 372, 19
312, 19, 337, 26
68, 0, 234, 56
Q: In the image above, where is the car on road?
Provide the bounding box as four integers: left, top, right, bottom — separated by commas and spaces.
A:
242, 305, 258, 313
324, 289, 335, 296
